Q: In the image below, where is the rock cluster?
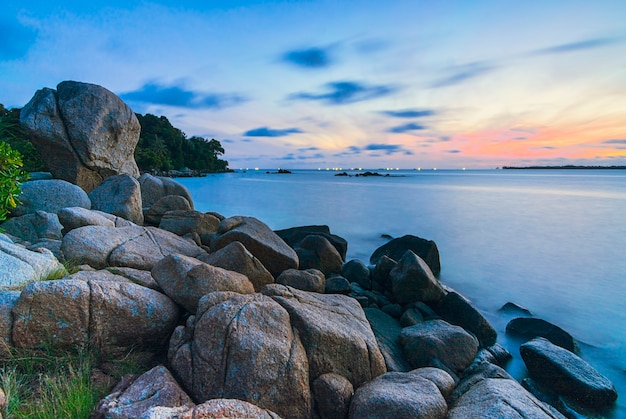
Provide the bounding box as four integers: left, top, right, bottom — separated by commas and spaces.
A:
0, 81, 617, 418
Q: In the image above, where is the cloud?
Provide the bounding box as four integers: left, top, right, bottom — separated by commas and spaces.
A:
446, 149, 462, 153
243, 126, 304, 137
297, 146, 320, 152
289, 81, 397, 105
0, 17, 37, 60
431, 62, 494, 88
333, 145, 362, 157
120, 82, 247, 109
364, 143, 414, 155
278, 152, 325, 161
533, 36, 623, 55
388, 122, 426, 133
381, 109, 435, 118
282, 46, 333, 68
602, 139, 626, 149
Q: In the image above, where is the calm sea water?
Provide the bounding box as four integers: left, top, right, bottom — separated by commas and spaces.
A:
177, 169, 626, 416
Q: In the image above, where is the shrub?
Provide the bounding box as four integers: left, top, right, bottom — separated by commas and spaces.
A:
0, 141, 28, 223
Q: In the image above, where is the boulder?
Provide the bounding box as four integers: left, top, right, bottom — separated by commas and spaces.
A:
520, 337, 618, 408
164, 399, 281, 419
139, 173, 194, 209
436, 291, 497, 347
262, 284, 387, 387
370, 234, 441, 276
168, 292, 311, 418
0, 240, 65, 290
143, 195, 192, 226
294, 235, 343, 275
275, 225, 348, 260
276, 268, 325, 293
211, 216, 298, 277
20, 81, 140, 192
400, 319, 478, 373
389, 250, 446, 305
61, 225, 204, 270
58, 207, 135, 234
370, 254, 396, 294
348, 369, 451, 419
107, 267, 160, 290
400, 306, 424, 327
93, 365, 194, 419
0, 211, 63, 243
198, 241, 274, 291
89, 174, 144, 225
26, 238, 63, 260
151, 254, 254, 313
312, 373, 353, 419
158, 210, 220, 239
12, 277, 179, 355
507, 317, 578, 353
324, 275, 351, 295
12, 179, 91, 216
448, 362, 565, 418
342, 259, 371, 290
0, 291, 21, 356
364, 308, 412, 372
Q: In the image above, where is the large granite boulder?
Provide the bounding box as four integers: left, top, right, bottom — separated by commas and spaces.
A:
158, 210, 220, 239
151, 254, 254, 313
294, 235, 344, 275
275, 225, 348, 260
348, 368, 453, 419
370, 234, 441, 276
262, 284, 387, 387
57, 207, 135, 234
168, 291, 311, 418
507, 317, 578, 353
436, 291, 497, 347
364, 307, 412, 372
12, 179, 91, 216
0, 240, 64, 290
61, 225, 204, 270
342, 259, 371, 290
198, 241, 274, 291
0, 211, 63, 243
0, 291, 21, 356
88, 174, 144, 225
147, 399, 281, 419
20, 81, 140, 192
313, 373, 354, 419
448, 362, 565, 418
400, 319, 479, 373
139, 173, 194, 209
389, 250, 446, 305
12, 276, 179, 355
93, 365, 194, 418
520, 337, 618, 408
276, 268, 325, 293
211, 216, 298, 277
143, 195, 192, 226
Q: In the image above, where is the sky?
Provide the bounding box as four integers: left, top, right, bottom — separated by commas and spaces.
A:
2, 0, 626, 169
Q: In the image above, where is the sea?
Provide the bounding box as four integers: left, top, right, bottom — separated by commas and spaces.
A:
177, 168, 626, 417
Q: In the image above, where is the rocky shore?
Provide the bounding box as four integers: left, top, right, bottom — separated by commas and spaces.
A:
0, 81, 618, 418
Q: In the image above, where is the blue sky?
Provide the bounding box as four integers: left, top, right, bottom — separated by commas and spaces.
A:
2, 0, 626, 169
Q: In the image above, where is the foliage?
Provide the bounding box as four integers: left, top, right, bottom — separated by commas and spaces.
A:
135, 113, 229, 172
0, 141, 29, 224
0, 105, 46, 172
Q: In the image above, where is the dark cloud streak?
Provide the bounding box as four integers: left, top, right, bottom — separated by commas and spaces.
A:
282, 46, 332, 68
533, 36, 623, 55
243, 126, 304, 137
120, 82, 247, 109
388, 123, 426, 133
381, 109, 436, 118
289, 81, 397, 105
431, 62, 494, 88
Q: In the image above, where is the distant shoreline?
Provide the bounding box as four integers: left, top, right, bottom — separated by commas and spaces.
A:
502, 165, 626, 170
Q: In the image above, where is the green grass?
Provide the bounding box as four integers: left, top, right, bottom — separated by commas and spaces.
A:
0, 345, 158, 418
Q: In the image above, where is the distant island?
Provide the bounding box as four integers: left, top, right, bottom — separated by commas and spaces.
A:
502, 165, 626, 170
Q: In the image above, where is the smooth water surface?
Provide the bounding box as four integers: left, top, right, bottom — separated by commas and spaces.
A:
178, 169, 626, 416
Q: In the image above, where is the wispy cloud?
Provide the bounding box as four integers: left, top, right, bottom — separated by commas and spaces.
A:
0, 16, 37, 60
381, 109, 436, 118
601, 139, 626, 149
446, 149, 462, 154
297, 146, 320, 152
388, 122, 427, 133
289, 81, 397, 105
364, 143, 414, 155
282, 46, 333, 68
120, 82, 247, 109
533, 36, 623, 55
243, 126, 304, 137
431, 62, 494, 88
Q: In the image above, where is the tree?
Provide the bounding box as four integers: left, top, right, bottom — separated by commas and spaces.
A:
0, 105, 46, 172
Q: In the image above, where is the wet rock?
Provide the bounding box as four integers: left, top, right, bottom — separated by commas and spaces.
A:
370, 234, 441, 276
364, 307, 412, 372
342, 259, 371, 290
436, 291, 497, 347
275, 225, 348, 260
520, 337, 618, 408
295, 235, 343, 276
324, 275, 351, 295
389, 250, 446, 305
506, 317, 578, 353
